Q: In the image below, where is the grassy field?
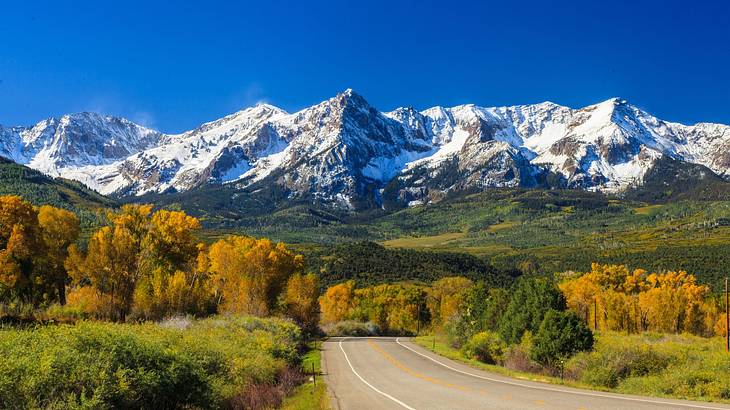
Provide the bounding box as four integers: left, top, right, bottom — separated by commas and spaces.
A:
281, 340, 330, 410
382, 231, 466, 249
0, 316, 304, 409
414, 332, 730, 404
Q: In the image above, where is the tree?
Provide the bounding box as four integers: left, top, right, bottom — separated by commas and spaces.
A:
65, 205, 153, 321
639, 271, 708, 333
133, 210, 204, 319
320, 281, 356, 324
208, 236, 303, 316
37, 205, 80, 305
427, 276, 473, 326
559, 264, 712, 335
0, 196, 44, 304
283, 273, 320, 333
0, 196, 38, 249
499, 277, 567, 344
0, 225, 36, 301
447, 284, 508, 347
531, 309, 594, 367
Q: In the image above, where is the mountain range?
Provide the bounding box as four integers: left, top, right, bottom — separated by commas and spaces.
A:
2, 89, 730, 209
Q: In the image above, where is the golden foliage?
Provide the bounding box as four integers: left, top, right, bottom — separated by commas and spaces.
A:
427, 276, 473, 326
208, 236, 304, 316
38, 205, 80, 304
560, 264, 710, 335
320, 281, 355, 324
0, 196, 79, 305
283, 272, 320, 332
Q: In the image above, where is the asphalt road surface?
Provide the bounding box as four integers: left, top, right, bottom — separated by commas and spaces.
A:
323, 337, 730, 410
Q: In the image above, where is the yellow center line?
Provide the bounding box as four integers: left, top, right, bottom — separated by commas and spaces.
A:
367, 339, 471, 392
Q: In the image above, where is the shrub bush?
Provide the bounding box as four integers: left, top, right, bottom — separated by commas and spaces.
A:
323, 320, 380, 337
572, 345, 672, 388
530, 309, 593, 366
460, 331, 506, 364
0, 315, 301, 409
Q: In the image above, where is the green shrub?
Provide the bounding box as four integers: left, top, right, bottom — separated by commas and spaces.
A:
567, 332, 730, 402
531, 309, 593, 366
499, 277, 567, 344
460, 331, 506, 364
0, 315, 301, 409
572, 345, 672, 388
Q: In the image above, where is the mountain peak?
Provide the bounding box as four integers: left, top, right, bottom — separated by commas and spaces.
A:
603, 97, 630, 106
2, 94, 730, 205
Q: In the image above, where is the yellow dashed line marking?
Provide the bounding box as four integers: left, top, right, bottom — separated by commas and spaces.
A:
368, 340, 559, 409
367, 340, 472, 392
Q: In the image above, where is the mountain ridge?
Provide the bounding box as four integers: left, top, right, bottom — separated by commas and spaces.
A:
2, 90, 730, 209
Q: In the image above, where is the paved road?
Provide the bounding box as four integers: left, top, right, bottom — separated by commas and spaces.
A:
322, 337, 730, 410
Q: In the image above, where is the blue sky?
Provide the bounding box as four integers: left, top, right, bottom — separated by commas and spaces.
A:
2, 0, 729, 132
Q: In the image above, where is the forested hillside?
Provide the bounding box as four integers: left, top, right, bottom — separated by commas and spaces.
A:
184, 189, 730, 291
0, 157, 115, 226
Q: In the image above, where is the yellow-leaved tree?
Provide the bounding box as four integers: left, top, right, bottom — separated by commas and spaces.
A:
132, 210, 209, 319
0, 196, 46, 304
560, 263, 710, 335
426, 276, 473, 326
283, 272, 320, 333
320, 280, 355, 324
37, 205, 80, 305
65, 205, 152, 321
208, 236, 303, 316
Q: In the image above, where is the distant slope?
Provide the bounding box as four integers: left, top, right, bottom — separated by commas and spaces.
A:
305, 241, 518, 288
624, 156, 730, 202
0, 156, 116, 213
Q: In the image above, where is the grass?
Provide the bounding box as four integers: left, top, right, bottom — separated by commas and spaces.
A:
414, 332, 730, 404
281, 340, 331, 410
0, 315, 303, 409
634, 204, 664, 215
382, 231, 466, 249
569, 333, 730, 402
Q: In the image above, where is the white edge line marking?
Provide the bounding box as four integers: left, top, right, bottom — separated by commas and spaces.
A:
395, 338, 726, 410
339, 337, 417, 410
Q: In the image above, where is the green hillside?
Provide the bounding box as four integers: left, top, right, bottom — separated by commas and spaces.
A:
0, 157, 116, 225
178, 188, 730, 291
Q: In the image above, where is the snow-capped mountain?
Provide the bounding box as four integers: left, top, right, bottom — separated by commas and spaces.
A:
2, 90, 730, 208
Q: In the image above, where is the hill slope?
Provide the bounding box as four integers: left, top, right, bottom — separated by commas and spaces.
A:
0, 156, 115, 215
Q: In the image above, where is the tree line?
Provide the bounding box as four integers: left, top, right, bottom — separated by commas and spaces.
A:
0, 196, 320, 332
560, 263, 724, 336
319, 263, 727, 369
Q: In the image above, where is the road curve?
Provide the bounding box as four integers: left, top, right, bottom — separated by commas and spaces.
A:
322, 337, 730, 410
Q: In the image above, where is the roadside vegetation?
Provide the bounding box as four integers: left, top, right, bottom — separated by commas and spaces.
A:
0, 194, 324, 409
319, 264, 730, 403
0, 316, 303, 409
281, 341, 330, 410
